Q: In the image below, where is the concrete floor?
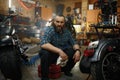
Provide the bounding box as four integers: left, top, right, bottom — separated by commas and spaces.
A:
21, 59, 93, 80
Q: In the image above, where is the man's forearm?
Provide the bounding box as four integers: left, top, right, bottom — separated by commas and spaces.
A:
73, 44, 81, 55
73, 44, 80, 50
41, 43, 61, 54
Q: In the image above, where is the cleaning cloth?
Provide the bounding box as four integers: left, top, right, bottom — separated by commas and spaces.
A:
56, 56, 68, 67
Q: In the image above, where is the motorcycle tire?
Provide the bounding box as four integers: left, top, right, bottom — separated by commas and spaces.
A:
91, 52, 120, 80
0, 46, 22, 80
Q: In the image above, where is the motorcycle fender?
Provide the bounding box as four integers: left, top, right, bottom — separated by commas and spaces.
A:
90, 39, 118, 62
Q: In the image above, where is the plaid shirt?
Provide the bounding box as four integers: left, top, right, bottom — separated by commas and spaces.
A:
40, 26, 76, 50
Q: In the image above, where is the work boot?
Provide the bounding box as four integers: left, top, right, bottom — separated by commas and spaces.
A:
41, 77, 49, 80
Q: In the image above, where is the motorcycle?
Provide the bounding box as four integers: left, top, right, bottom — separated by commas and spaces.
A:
79, 25, 120, 80
80, 1, 120, 80
0, 14, 28, 80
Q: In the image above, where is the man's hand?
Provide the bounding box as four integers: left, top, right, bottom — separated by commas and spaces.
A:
58, 49, 68, 61
73, 51, 81, 63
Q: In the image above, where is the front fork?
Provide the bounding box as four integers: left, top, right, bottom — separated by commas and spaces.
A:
13, 36, 28, 62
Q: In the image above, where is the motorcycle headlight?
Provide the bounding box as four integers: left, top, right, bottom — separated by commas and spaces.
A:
88, 40, 99, 48
83, 40, 99, 57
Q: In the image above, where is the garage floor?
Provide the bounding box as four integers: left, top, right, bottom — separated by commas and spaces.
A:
21, 59, 93, 80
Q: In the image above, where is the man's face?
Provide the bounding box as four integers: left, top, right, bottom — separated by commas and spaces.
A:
54, 16, 65, 28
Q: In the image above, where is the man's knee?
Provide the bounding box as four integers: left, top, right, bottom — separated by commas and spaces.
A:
40, 49, 50, 61
40, 49, 49, 56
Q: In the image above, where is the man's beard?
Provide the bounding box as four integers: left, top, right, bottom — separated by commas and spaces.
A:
56, 27, 63, 33
52, 23, 64, 33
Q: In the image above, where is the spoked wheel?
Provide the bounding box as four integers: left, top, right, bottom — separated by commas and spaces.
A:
91, 52, 120, 80
102, 52, 120, 80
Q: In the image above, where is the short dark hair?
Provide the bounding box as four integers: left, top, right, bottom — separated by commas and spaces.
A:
51, 14, 65, 27
56, 14, 65, 17
53, 14, 65, 21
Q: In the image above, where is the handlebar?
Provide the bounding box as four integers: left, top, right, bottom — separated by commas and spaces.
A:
0, 14, 17, 25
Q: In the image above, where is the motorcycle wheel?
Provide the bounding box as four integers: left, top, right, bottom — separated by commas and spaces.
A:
91, 52, 120, 80
0, 46, 22, 80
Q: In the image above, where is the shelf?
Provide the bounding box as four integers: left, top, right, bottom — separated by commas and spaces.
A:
87, 25, 120, 39
90, 24, 120, 29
